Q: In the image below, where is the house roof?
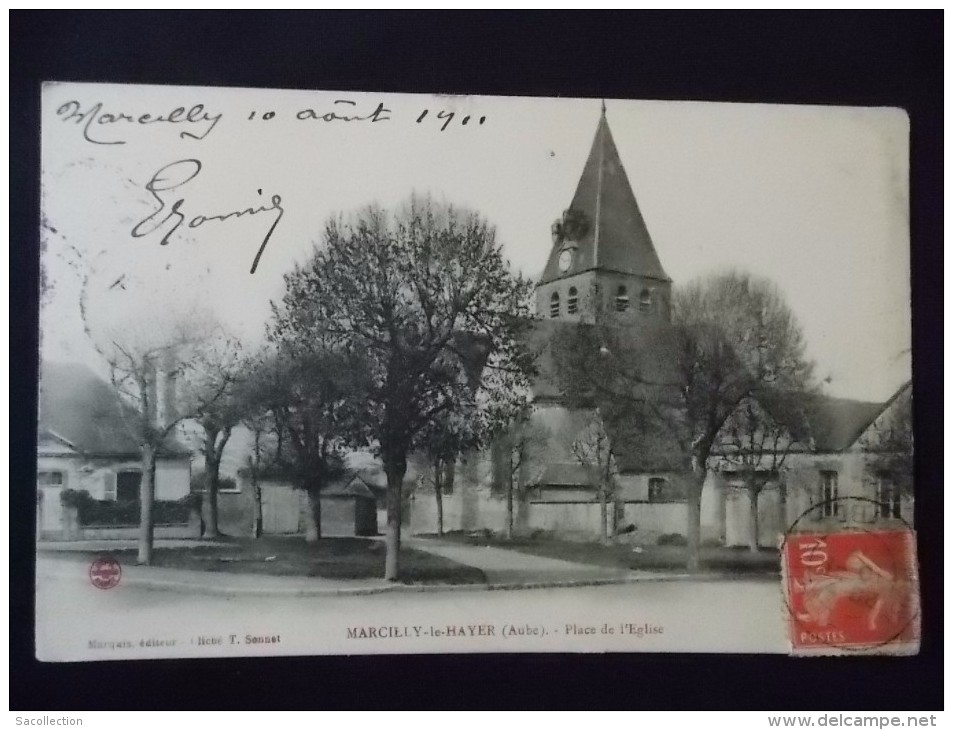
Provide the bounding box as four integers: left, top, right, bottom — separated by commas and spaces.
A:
38, 361, 190, 458
801, 392, 898, 453
539, 109, 669, 286
538, 462, 597, 487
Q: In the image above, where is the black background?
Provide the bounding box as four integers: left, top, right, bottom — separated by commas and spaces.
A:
10, 11, 943, 710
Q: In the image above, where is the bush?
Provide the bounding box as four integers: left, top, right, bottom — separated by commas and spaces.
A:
75, 495, 195, 526
180, 492, 203, 510
60, 488, 94, 509
657, 532, 688, 547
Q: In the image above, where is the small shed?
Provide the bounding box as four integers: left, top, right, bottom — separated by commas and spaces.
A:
320, 475, 379, 537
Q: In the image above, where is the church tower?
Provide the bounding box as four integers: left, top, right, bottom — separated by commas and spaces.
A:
536, 105, 671, 323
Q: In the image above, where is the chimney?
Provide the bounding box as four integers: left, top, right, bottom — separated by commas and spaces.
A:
157, 349, 178, 427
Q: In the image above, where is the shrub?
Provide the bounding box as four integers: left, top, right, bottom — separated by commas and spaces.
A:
59, 488, 94, 509
657, 532, 688, 547
191, 471, 238, 493
76, 495, 195, 526
180, 492, 203, 510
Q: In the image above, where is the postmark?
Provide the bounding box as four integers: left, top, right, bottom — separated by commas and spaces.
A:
89, 556, 122, 590
781, 497, 920, 655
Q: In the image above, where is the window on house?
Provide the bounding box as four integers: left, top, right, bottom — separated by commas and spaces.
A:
103, 472, 117, 501
117, 470, 142, 502
567, 287, 578, 315
818, 471, 839, 518
647, 477, 686, 503
639, 288, 652, 312
550, 291, 560, 318
615, 286, 630, 312
876, 477, 902, 520
37, 471, 65, 487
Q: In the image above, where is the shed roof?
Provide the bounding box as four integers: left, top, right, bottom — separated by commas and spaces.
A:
322, 475, 378, 499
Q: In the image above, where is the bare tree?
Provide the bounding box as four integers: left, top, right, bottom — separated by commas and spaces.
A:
499, 413, 550, 540
179, 334, 246, 538
42, 164, 235, 563
568, 412, 618, 545
714, 390, 809, 552
418, 411, 475, 537
90, 320, 220, 564
862, 384, 913, 500
275, 196, 535, 579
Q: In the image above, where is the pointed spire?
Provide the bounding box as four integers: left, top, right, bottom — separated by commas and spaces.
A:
538, 106, 670, 285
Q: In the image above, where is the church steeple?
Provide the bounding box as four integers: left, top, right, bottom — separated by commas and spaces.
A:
536, 105, 672, 323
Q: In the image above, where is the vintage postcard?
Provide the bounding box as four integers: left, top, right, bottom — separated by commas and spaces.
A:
35, 82, 916, 661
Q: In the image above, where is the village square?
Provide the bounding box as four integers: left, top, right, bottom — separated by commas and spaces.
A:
36, 101, 913, 611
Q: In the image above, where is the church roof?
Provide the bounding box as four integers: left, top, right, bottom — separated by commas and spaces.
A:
539, 109, 670, 286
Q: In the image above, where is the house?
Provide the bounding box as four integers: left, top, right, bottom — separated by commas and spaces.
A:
36, 361, 191, 539
404, 107, 913, 545
702, 382, 915, 548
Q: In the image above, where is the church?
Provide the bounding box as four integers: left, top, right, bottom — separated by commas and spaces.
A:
405, 106, 914, 547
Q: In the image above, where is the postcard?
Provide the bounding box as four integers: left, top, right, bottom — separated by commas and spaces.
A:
35, 82, 917, 661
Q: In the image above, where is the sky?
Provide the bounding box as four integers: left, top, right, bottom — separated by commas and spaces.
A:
40, 82, 911, 402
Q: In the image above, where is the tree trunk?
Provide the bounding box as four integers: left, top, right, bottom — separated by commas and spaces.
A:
747, 483, 760, 554
202, 447, 221, 538
685, 472, 705, 573
434, 462, 444, 537
137, 443, 157, 565
250, 469, 263, 539
777, 475, 788, 544
599, 486, 608, 545
714, 474, 728, 546
506, 467, 515, 541
384, 461, 407, 582
304, 487, 321, 543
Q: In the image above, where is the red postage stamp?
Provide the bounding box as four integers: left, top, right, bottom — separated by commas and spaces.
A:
89, 556, 122, 590
782, 529, 920, 655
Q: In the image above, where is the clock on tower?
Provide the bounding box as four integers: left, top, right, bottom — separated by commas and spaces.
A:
558, 247, 574, 273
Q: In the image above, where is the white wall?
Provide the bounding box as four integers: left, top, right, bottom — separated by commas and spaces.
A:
527, 502, 606, 537
155, 459, 190, 500
408, 488, 511, 535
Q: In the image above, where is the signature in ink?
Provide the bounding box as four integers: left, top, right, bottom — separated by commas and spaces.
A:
131, 159, 283, 274
56, 101, 223, 145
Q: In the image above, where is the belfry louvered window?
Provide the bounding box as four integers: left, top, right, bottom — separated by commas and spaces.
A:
550, 291, 560, 318
615, 286, 630, 312
567, 287, 578, 314
639, 288, 652, 312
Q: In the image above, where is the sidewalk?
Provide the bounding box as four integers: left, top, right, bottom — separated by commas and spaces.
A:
38, 539, 236, 553
404, 536, 669, 585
